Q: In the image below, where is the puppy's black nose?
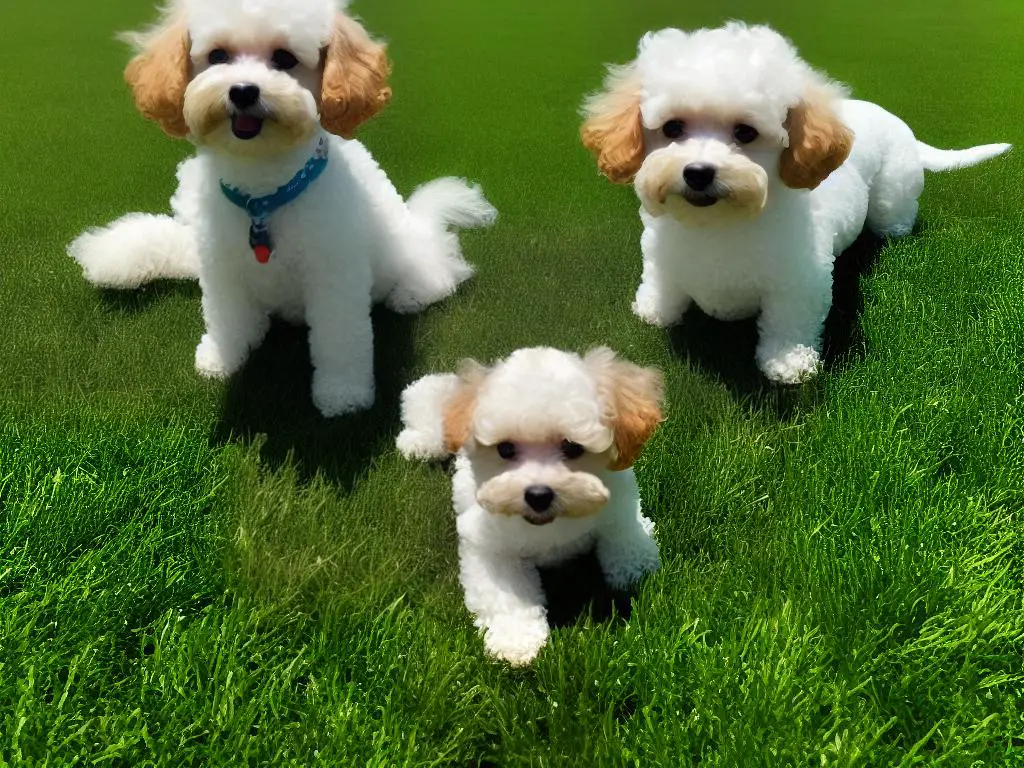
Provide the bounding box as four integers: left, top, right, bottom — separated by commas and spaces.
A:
229, 84, 261, 109
524, 485, 555, 512
683, 163, 716, 191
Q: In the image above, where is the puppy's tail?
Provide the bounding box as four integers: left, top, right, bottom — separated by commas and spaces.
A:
916, 141, 1011, 172
68, 213, 198, 289
407, 177, 498, 231
396, 373, 463, 461
381, 178, 496, 314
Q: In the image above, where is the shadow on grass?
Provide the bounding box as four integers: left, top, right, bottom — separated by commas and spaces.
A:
210, 307, 419, 490
98, 280, 200, 313
541, 551, 634, 629
821, 230, 886, 368
667, 230, 887, 419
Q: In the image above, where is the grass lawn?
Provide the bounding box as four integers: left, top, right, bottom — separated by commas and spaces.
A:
2, 0, 1023, 764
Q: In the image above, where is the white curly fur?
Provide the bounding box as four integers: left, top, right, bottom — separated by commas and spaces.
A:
397, 348, 662, 666
584, 22, 1010, 384
68, 0, 496, 416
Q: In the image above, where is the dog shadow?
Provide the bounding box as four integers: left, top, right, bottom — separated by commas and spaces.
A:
667, 229, 888, 419
540, 551, 635, 628
210, 307, 419, 489
821, 230, 889, 368
98, 280, 201, 313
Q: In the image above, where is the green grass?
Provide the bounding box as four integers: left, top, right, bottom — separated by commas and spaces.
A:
2, 0, 1023, 764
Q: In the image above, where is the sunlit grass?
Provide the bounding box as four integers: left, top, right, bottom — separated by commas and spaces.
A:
1, 0, 1022, 763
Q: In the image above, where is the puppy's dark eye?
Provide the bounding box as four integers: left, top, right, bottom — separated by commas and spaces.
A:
662, 120, 685, 140
496, 441, 516, 460
271, 49, 300, 71
208, 49, 231, 66
733, 123, 759, 144
561, 440, 585, 460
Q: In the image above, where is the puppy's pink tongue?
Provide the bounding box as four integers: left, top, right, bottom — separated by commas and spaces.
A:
233, 115, 262, 132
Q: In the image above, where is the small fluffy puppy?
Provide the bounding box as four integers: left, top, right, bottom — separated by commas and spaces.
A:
581, 23, 1010, 383
70, 0, 495, 416
397, 347, 664, 666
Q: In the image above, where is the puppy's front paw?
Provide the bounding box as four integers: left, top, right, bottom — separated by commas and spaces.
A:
757, 344, 821, 385
312, 372, 375, 417
482, 612, 550, 667
195, 335, 240, 379
632, 287, 686, 328
632, 297, 671, 328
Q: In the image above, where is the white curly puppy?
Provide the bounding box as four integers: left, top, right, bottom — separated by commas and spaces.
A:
581, 23, 1010, 384
397, 347, 664, 666
69, 0, 495, 416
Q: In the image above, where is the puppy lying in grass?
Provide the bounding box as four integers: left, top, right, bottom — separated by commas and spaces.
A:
397, 347, 664, 665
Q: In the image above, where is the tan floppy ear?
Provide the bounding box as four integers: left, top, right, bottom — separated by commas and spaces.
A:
121, 13, 191, 138
586, 348, 664, 471
580, 63, 645, 184
779, 85, 854, 190
442, 361, 487, 454
320, 14, 392, 138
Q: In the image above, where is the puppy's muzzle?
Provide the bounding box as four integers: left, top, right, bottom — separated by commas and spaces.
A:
682, 163, 719, 207
229, 84, 265, 140
523, 484, 556, 525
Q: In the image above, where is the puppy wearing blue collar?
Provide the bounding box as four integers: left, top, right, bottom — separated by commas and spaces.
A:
69, 0, 496, 417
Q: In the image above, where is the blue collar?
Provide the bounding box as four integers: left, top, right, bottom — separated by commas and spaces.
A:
219, 137, 329, 263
